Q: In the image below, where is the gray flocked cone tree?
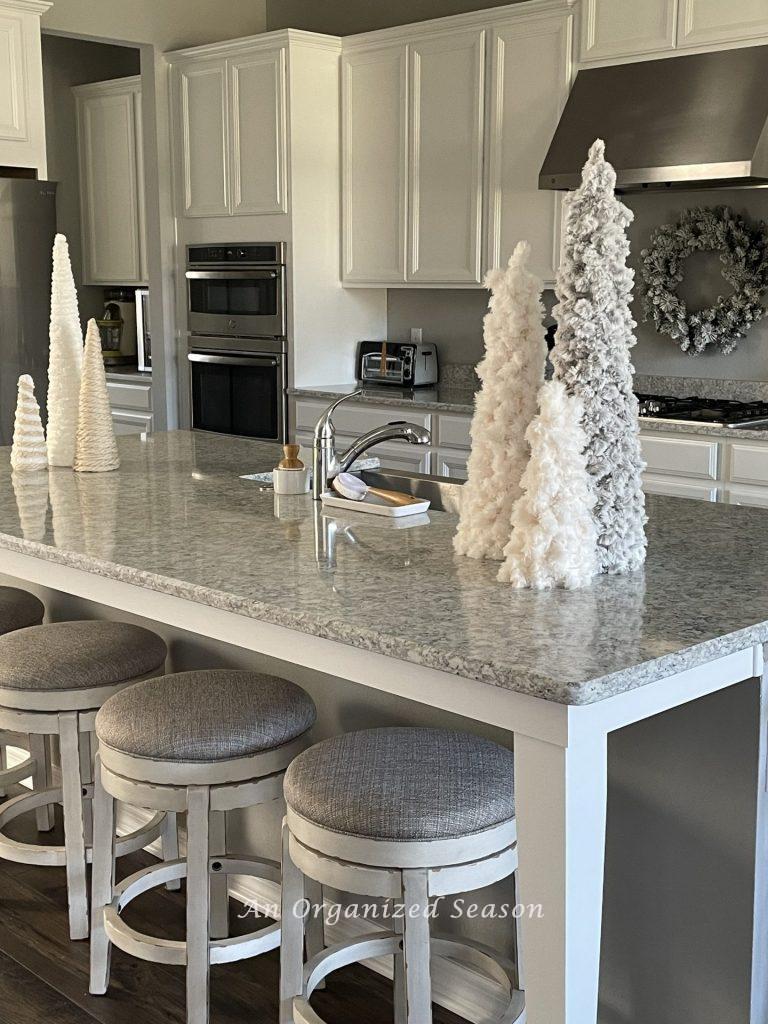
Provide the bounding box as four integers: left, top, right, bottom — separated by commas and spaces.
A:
551, 139, 647, 575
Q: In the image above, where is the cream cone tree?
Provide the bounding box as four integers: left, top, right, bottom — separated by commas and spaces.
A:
47, 234, 83, 467
10, 375, 48, 472
498, 379, 597, 590
454, 241, 547, 561
73, 319, 120, 473
551, 140, 647, 575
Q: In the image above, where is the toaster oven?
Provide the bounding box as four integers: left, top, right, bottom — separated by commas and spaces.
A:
356, 341, 438, 387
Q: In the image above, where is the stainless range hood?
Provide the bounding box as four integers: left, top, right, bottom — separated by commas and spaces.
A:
540, 45, 768, 192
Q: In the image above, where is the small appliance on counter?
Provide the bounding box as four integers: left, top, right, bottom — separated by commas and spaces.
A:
356, 341, 438, 387
96, 289, 138, 366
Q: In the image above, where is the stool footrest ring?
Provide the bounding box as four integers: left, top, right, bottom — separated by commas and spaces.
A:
295, 931, 526, 1024
0, 753, 34, 790
0, 786, 165, 867
103, 856, 282, 968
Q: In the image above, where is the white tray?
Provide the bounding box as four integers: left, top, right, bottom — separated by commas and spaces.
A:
320, 491, 430, 517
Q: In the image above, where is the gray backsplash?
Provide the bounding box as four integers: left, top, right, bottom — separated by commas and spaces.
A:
387, 187, 768, 385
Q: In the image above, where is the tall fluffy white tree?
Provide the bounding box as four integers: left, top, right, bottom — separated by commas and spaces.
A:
73, 319, 120, 473
551, 140, 647, 575
10, 375, 48, 473
498, 379, 597, 590
47, 234, 83, 467
454, 241, 547, 560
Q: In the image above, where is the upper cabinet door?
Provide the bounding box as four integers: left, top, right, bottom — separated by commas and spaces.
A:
677, 0, 768, 47
579, 0, 677, 62
0, 5, 47, 175
342, 44, 408, 284
0, 13, 26, 142
407, 28, 485, 284
228, 48, 288, 216
175, 59, 229, 218
76, 85, 143, 285
487, 14, 572, 285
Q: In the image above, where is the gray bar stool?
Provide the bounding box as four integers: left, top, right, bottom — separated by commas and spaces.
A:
89, 669, 318, 1024
280, 727, 525, 1024
0, 587, 45, 800
0, 619, 170, 939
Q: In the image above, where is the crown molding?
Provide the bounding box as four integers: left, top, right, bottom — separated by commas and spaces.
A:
165, 27, 341, 62
0, 0, 53, 15
71, 74, 141, 97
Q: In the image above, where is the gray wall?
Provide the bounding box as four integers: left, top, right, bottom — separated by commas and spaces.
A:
266, 0, 523, 34
41, 35, 141, 325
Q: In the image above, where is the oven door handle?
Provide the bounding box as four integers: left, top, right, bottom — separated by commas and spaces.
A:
188, 353, 279, 367
185, 270, 279, 280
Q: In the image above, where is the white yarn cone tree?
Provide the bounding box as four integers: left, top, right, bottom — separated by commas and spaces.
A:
47, 234, 83, 467
10, 375, 48, 472
73, 319, 119, 473
454, 241, 547, 561
498, 379, 597, 590
551, 140, 647, 575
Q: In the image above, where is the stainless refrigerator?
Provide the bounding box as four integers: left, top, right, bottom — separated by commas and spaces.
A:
0, 179, 57, 446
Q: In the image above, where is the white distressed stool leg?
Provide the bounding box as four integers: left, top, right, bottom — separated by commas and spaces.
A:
0, 741, 7, 798
393, 905, 407, 1024
186, 786, 211, 1024
280, 819, 306, 1024
59, 711, 89, 940
79, 731, 94, 847
29, 734, 54, 832
161, 810, 181, 891
209, 809, 229, 939
401, 869, 432, 1024
89, 752, 116, 995
304, 877, 325, 987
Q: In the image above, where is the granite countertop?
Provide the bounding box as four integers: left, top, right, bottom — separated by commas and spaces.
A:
292, 384, 768, 440
2, 431, 768, 706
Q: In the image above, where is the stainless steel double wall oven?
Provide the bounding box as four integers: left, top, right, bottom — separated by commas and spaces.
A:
186, 243, 288, 441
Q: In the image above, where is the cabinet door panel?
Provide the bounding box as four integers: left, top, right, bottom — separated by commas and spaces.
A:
580, 0, 677, 61
78, 90, 142, 284
342, 44, 407, 284
678, 0, 768, 47
643, 473, 718, 501
0, 14, 26, 141
436, 449, 469, 480
487, 15, 571, 284
640, 434, 719, 480
176, 60, 229, 217
229, 48, 287, 216
374, 442, 433, 475
408, 28, 485, 284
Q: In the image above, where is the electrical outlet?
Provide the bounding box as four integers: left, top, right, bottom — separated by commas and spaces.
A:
410, 328, 423, 344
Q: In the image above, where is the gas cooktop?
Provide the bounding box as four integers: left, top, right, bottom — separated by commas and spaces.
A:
636, 394, 768, 429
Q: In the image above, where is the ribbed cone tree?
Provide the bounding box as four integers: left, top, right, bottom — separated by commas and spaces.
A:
73, 319, 120, 473
11, 374, 48, 473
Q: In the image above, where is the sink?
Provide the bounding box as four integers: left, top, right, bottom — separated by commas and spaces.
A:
357, 469, 464, 513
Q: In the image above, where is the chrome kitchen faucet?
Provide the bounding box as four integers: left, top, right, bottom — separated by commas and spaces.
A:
312, 390, 431, 499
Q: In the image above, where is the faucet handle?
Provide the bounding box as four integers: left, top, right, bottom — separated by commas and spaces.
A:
314, 389, 364, 442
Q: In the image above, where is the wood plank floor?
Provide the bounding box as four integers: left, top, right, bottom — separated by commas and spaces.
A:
0, 806, 464, 1024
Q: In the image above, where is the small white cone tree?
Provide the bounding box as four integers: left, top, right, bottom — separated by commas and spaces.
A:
10, 375, 48, 473
454, 241, 547, 560
551, 139, 647, 575
498, 379, 597, 590
73, 319, 120, 473
47, 234, 83, 467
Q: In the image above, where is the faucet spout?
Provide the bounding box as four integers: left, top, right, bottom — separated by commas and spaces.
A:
312, 391, 431, 499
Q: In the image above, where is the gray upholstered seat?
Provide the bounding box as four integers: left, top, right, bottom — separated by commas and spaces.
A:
95, 669, 317, 763
284, 727, 515, 842
0, 620, 167, 691
0, 587, 44, 635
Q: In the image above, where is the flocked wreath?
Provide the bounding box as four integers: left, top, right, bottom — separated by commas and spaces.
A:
640, 206, 768, 355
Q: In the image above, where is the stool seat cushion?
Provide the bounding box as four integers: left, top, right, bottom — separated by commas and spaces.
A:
0, 587, 44, 635
95, 670, 317, 763
0, 621, 167, 691
284, 727, 515, 842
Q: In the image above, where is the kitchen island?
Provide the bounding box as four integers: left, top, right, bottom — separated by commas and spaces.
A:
0, 431, 766, 1024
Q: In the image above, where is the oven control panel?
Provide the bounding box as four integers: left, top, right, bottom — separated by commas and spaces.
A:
187, 243, 284, 266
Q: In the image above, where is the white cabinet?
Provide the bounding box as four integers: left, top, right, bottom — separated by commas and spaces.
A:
643, 473, 719, 501
640, 433, 719, 480
487, 14, 571, 284
74, 77, 146, 286
436, 449, 469, 480
171, 44, 287, 219
726, 485, 768, 508
375, 442, 433, 475
0, 0, 49, 175
112, 410, 153, 436
408, 28, 485, 284
677, 0, 768, 48
107, 374, 153, 436
341, 44, 408, 284
579, 0, 678, 61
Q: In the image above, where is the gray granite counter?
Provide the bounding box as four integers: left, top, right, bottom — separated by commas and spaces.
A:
290, 384, 476, 414
2, 431, 768, 706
